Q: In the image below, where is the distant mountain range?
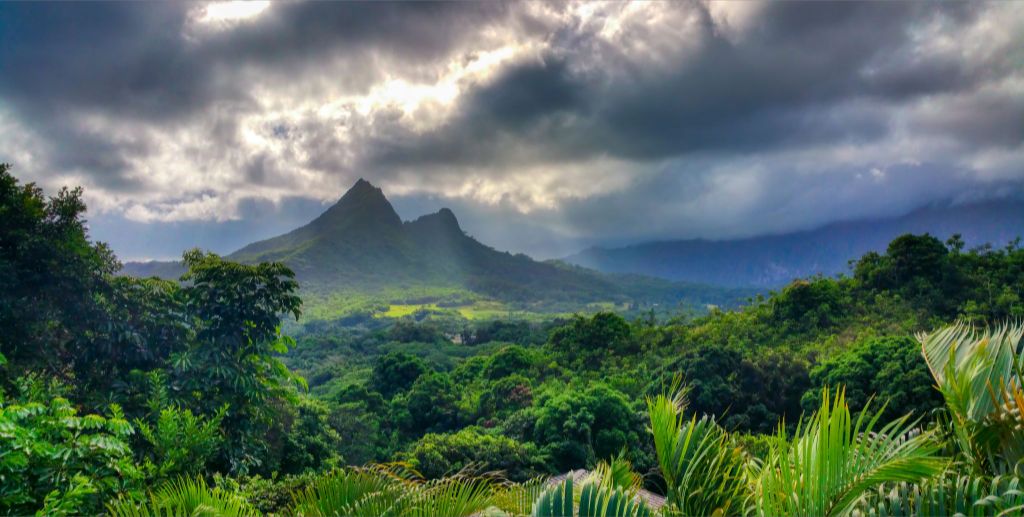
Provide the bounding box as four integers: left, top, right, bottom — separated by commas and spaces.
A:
565, 200, 1024, 288
122, 179, 750, 313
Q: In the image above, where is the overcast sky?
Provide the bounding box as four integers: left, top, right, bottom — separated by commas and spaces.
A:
1, 1, 1022, 260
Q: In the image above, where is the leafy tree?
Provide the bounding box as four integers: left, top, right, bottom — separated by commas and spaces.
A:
482, 345, 534, 380
406, 427, 548, 481
478, 374, 533, 419
329, 402, 383, 466
168, 249, 303, 475
854, 233, 960, 317
533, 383, 643, 472
771, 278, 849, 333
405, 372, 460, 434
0, 375, 141, 515
370, 352, 428, 399
0, 163, 117, 377
275, 397, 343, 475
548, 312, 634, 368
802, 336, 942, 422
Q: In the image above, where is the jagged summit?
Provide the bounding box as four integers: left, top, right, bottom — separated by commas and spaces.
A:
407, 207, 462, 234
221, 179, 642, 303
311, 178, 402, 231
121, 178, 730, 310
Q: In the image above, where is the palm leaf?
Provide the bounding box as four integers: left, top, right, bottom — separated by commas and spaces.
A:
754, 387, 948, 517
858, 474, 1024, 516
531, 478, 653, 517
647, 386, 748, 516
106, 477, 258, 517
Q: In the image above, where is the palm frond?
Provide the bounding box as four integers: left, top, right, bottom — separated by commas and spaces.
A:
406, 474, 496, 517
918, 322, 1024, 474
493, 477, 549, 516
106, 477, 258, 517
289, 466, 409, 516
754, 387, 948, 517
857, 474, 1024, 516
647, 387, 748, 516
591, 450, 643, 496
531, 478, 654, 517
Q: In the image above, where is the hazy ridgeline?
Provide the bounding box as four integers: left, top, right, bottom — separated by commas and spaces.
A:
2, 163, 1023, 515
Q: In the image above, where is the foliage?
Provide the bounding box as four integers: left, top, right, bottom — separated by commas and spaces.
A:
803, 336, 943, 423
754, 388, 948, 516
530, 477, 654, 517
290, 465, 495, 517
406, 428, 548, 482
370, 352, 428, 399
106, 476, 258, 517
857, 473, 1024, 517
275, 396, 344, 475
135, 405, 226, 485
483, 345, 536, 380
0, 375, 141, 515
665, 344, 810, 434
549, 312, 634, 368
405, 372, 460, 434
917, 323, 1024, 476
647, 382, 748, 516
533, 383, 645, 472
478, 374, 534, 420
0, 164, 117, 376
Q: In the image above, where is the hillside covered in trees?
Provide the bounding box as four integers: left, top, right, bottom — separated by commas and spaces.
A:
123, 179, 754, 321
2, 164, 1023, 515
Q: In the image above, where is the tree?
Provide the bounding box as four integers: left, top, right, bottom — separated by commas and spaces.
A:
854, 233, 960, 317
168, 249, 303, 475
275, 397, 343, 475
478, 374, 533, 419
802, 336, 942, 422
548, 312, 634, 368
533, 383, 643, 472
370, 352, 428, 399
482, 345, 534, 380
405, 372, 459, 434
0, 163, 118, 377
406, 427, 547, 482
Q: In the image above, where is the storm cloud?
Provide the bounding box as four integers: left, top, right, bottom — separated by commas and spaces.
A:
0, 1, 1021, 259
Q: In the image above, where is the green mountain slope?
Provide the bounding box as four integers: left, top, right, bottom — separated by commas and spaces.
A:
123, 179, 754, 317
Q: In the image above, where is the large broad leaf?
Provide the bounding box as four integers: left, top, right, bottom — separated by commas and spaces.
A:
918, 322, 1024, 474
918, 323, 1023, 422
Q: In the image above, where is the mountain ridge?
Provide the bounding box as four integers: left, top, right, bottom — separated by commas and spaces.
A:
564, 199, 1024, 288
121, 179, 745, 315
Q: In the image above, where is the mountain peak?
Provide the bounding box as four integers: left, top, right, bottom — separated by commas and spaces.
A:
307, 178, 402, 233
341, 178, 384, 201
408, 207, 463, 234
435, 207, 459, 227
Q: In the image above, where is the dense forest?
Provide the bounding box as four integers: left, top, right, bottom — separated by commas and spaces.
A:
2, 162, 1023, 516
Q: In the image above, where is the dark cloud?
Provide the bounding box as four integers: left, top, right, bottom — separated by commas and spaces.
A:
0, 1, 1021, 259
365, 2, 995, 171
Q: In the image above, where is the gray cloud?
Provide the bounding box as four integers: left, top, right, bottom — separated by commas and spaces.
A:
0, 1, 1022, 259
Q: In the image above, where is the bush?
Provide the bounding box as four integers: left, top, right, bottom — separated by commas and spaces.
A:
406, 427, 548, 482
0, 376, 142, 515
802, 335, 943, 422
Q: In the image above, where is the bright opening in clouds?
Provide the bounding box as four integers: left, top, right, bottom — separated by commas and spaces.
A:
194, 1, 271, 25
0, 1, 1021, 260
